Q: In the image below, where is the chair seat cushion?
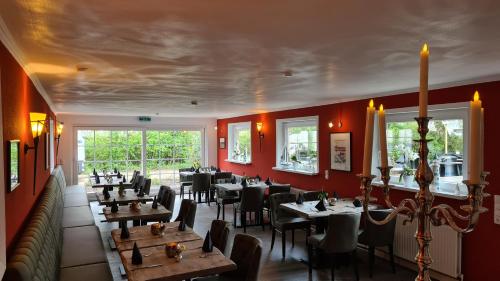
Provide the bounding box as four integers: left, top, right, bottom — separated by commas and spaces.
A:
64, 193, 89, 207
64, 185, 86, 195
61, 226, 107, 268
307, 234, 325, 247
275, 217, 311, 230
59, 262, 113, 281
62, 206, 95, 228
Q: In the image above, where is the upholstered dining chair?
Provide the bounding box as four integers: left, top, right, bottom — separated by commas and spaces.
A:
307, 213, 361, 281
358, 209, 397, 277
210, 220, 230, 254
302, 190, 321, 201
174, 199, 197, 228
234, 187, 265, 233
269, 193, 312, 259
190, 173, 212, 205
161, 188, 176, 222
264, 184, 291, 218
143, 178, 151, 195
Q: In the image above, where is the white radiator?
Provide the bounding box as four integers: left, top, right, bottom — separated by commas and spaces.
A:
394, 214, 462, 279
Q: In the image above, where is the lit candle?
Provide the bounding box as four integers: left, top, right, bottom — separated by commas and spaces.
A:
469, 91, 482, 184
363, 99, 375, 176
378, 104, 388, 167
419, 43, 429, 117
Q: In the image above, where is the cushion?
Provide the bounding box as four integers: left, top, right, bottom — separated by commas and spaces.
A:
59, 262, 113, 281
63, 206, 95, 228
65, 185, 86, 195
64, 193, 89, 207
61, 226, 107, 268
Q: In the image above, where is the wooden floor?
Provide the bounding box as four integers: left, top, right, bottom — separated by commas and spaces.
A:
90, 193, 418, 281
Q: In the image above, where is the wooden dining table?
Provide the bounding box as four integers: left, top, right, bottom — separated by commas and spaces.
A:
91, 176, 130, 188
111, 222, 236, 281
280, 199, 378, 219
103, 204, 171, 223
97, 190, 153, 206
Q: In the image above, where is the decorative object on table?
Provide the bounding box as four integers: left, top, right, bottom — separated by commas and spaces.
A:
151, 222, 165, 235
103, 186, 110, 200
195, 168, 200, 173
104, 174, 113, 184
241, 177, 248, 188
328, 197, 337, 206
330, 132, 352, 172
230, 176, 236, 184
114, 167, 118, 173
265, 177, 272, 185
130, 201, 141, 211
296, 192, 304, 205
190, 166, 195, 172
398, 166, 415, 187
111, 199, 119, 213
175, 243, 186, 262
314, 199, 327, 212
137, 187, 145, 197
202, 230, 213, 252
353, 198, 362, 207
132, 242, 143, 265
165, 242, 178, 258
117, 171, 122, 178
219, 137, 226, 149
7, 140, 21, 192
358, 44, 490, 281
120, 222, 130, 239
152, 196, 158, 209
178, 219, 186, 231
118, 182, 125, 197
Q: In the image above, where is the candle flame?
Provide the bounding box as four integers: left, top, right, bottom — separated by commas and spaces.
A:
379, 104, 384, 112
421, 43, 429, 53
474, 91, 480, 102
369, 99, 374, 108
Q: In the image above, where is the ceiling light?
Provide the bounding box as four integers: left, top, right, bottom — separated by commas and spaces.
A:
282, 70, 293, 77
191, 100, 198, 105
76, 65, 88, 72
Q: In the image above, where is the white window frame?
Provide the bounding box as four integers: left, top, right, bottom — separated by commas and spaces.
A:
273, 116, 319, 175
372, 102, 469, 199
226, 121, 252, 164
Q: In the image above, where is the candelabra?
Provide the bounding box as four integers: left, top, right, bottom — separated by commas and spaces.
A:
359, 117, 490, 281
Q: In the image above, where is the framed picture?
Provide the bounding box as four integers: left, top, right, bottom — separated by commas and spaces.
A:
330, 132, 351, 172
45, 132, 50, 170
7, 140, 20, 192
219, 137, 226, 149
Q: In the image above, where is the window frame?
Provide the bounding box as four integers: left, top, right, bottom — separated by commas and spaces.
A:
226, 121, 252, 164
273, 116, 319, 175
372, 102, 470, 198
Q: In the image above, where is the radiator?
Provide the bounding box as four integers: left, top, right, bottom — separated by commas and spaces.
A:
394, 214, 462, 279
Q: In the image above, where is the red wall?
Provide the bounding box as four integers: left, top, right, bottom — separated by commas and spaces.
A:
1, 42, 56, 251
217, 81, 500, 281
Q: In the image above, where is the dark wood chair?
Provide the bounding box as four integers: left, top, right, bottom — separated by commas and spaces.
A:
221, 234, 263, 281
189, 173, 212, 205
174, 199, 197, 228
269, 193, 311, 259
302, 190, 321, 201
179, 168, 193, 198
234, 187, 265, 233
210, 220, 230, 254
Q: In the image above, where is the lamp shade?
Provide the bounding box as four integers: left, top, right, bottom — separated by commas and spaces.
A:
256, 122, 263, 133
57, 122, 64, 136
29, 112, 46, 138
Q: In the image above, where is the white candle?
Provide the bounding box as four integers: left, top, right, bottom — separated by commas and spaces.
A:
419, 44, 429, 117
479, 107, 484, 173
378, 104, 388, 167
363, 99, 375, 176
469, 91, 482, 184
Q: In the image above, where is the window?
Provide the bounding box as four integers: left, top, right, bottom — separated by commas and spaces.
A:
372, 103, 469, 195
274, 116, 319, 175
227, 122, 251, 164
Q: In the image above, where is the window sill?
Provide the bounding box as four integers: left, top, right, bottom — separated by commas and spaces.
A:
224, 159, 252, 165
272, 166, 319, 176
371, 181, 468, 200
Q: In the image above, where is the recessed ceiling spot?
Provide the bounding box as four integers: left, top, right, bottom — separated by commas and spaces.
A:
191, 100, 198, 105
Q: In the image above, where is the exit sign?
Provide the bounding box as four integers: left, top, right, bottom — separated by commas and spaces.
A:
138, 116, 152, 122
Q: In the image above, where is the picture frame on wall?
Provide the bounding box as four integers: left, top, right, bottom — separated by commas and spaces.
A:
330, 132, 351, 172
7, 140, 20, 192
219, 137, 226, 149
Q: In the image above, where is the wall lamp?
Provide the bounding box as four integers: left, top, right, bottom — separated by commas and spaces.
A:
328, 120, 343, 129
256, 122, 264, 152
25, 112, 47, 195
56, 121, 64, 158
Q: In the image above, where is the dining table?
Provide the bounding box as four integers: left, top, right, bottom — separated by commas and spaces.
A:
111, 221, 236, 281
91, 176, 131, 188
280, 199, 378, 219
103, 204, 171, 223
214, 182, 268, 192
97, 190, 153, 206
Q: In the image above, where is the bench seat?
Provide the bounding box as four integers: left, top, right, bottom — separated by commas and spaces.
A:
60, 262, 113, 281
62, 206, 95, 228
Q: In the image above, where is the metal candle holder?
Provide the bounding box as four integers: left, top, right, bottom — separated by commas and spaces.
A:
359, 117, 490, 281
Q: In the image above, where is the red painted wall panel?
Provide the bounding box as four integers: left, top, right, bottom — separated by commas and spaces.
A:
1, 42, 56, 251
217, 81, 500, 281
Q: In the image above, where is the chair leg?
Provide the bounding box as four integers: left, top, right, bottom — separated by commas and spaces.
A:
217, 204, 221, 220
331, 255, 335, 281
308, 244, 313, 275
261, 210, 265, 231
271, 227, 276, 250
242, 211, 246, 233
233, 206, 237, 227
222, 204, 225, 220
281, 231, 286, 259
389, 244, 396, 273
306, 226, 311, 246
368, 246, 375, 278
291, 229, 295, 247
352, 250, 359, 281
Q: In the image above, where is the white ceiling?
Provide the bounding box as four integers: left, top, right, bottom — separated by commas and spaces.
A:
1, 0, 500, 117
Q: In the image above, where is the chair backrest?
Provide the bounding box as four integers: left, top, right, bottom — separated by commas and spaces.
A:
163, 189, 176, 212
134, 175, 144, 190
175, 199, 197, 228
179, 167, 192, 173
192, 173, 211, 192
320, 213, 361, 254
360, 209, 396, 246
143, 178, 152, 195
269, 184, 291, 196
210, 220, 230, 254
214, 172, 232, 182
222, 234, 262, 281
157, 185, 168, 203
240, 187, 264, 212
269, 193, 296, 226
302, 191, 321, 201
130, 170, 139, 183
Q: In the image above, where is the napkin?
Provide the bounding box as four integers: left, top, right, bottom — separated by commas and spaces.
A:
103, 186, 110, 200
93, 168, 97, 176
230, 177, 236, 184
111, 199, 119, 213
152, 196, 158, 209
117, 171, 122, 178
265, 177, 272, 185
202, 231, 213, 253
122, 175, 126, 182
132, 242, 143, 265
178, 219, 186, 231
95, 176, 101, 184
315, 200, 327, 211
241, 178, 248, 188
296, 192, 305, 205
120, 222, 130, 239
353, 198, 362, 207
